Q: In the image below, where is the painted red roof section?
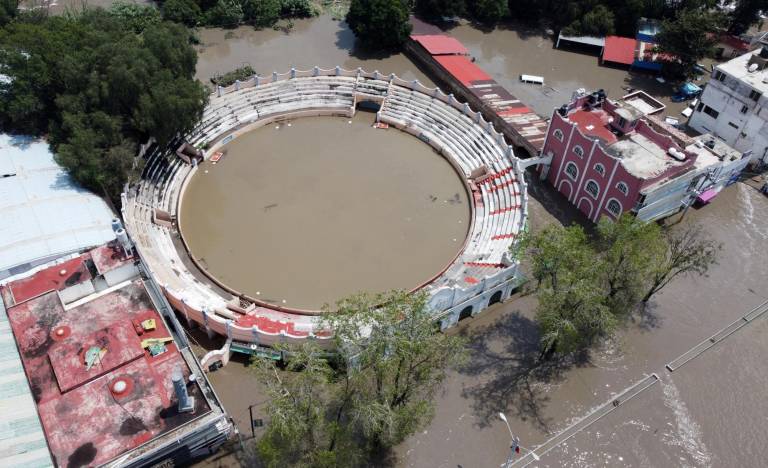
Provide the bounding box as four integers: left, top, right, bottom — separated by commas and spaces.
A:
91, 240, 133, 274
4, 280, 210, 466
603, 36, 636, 65
435, 56, 491, 86
4, 257, 90, 304
412, 35, 469, 55
569, 108, 618, 144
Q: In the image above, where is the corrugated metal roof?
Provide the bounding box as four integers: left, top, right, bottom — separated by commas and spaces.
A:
0, 134, 116, 276
0, 299, 53, 468
603, 36, 637, 65
434, 56, 491, 85
411, 35, 468, 55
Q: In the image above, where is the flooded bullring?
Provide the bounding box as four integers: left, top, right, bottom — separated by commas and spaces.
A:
179, 113, 470, 310
187, 15, 768, 468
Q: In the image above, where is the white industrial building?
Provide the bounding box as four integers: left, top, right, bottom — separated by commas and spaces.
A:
688, 46, 768, 167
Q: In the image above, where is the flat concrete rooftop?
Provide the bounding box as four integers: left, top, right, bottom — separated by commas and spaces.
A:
1, 248, 213, 467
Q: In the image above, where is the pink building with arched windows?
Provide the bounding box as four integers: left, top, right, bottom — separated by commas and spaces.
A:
538, 91, 752, 222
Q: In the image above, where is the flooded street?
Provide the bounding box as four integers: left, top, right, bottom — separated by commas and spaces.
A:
180, 113, 469, 310
446, 23, 690, 121
397, 180, 768, 468
195, 16, 433, 86
187, 15, 768, 467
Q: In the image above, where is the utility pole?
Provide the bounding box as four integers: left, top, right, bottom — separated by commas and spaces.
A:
499, 412, 539, 467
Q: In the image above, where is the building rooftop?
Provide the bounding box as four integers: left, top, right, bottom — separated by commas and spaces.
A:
606, 132, 686, 179
603, 36, 637, 65
716, 48, 768, 94
567, 107, 618, 144
1, 244, 215, 467
0, 134, 116, 279
562, 92, 693, 180
411, 35, 468, 55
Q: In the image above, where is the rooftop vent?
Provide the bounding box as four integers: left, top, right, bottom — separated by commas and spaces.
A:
748, 50, 768, 71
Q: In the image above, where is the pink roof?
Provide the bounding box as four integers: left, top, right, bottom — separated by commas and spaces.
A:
434, 55, 491, 85
412, 34, 469, 55
603, 36, 636, 65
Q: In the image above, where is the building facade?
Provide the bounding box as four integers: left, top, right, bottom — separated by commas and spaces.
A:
688, 46, 768, 166
540, 91, 752, 222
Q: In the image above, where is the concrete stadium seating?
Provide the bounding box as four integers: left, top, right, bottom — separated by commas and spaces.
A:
121, 67, 529, 346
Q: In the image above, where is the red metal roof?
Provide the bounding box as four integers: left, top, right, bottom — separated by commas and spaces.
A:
435, 56, 491, 86
603, 36, 636, 65
412, 34, 469, 56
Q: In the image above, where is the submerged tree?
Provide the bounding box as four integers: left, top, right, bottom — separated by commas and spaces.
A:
642, 222, 721, 303
655, 8, 724, 79
346, 0, 412, 49
415, 0, 466, 19
0, 9, 207, 207
523, 215, 719, 358
254, 290, 466, 465
467, 0, 508, 25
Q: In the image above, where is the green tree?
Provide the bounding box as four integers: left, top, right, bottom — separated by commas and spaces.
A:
205, 0, 244, 26
161, 0, 203, 26
729, 0, 768, 34
280, 0, 315, 17
596, 215, 665, 315
656, 8, 725, 79
0, 0, 18, 27
642, 222, 720, 303
468, 0, 508, 25
242, 0, 280, 27
346, 0, 412, 49
324, 290, 467, 448
415, 0, 466, 19
108, 1, 162, 34
0, 9, 206, 206
254, 290, 466, 464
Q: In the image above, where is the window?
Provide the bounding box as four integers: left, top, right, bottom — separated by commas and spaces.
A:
594, 163, 605, 176
741, 104, 749, 114
696, 102, 704, 112
702, 105, 719, 119
585, 180, 599, 199
573, 145, 584, 157
617, 117, 627, 128
565, 162, 578, 180
606, 199, 622, 217
749, 89, 761, 102
553, 129, 564, 141
728, 121, 739, 129
616, 181, 629, 195
714, 70, 726, 82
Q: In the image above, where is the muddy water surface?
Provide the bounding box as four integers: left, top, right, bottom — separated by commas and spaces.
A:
195, 16, 433, 86
180, 113, 469, 310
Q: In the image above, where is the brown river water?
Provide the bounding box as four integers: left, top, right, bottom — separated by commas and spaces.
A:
189, 16, 768, 468
179, 113, 469, 310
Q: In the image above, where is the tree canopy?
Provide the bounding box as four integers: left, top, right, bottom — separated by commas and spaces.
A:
655, 8, 725, 79
346, 0, 412, 49
523, 216, 719, 357
0, 9, 207, 206
254, 290, 466, 466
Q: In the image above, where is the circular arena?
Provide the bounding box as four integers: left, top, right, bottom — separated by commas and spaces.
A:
122, 67, 529, 349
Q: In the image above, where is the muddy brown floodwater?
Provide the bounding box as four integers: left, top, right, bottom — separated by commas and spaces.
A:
194, 16, 434, 86
189, 15, 768, 468
179, 113, 469, 310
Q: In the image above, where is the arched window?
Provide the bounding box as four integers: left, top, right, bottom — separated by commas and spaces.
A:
594, 163, 605, 176
573, 145, 584, 157
565, 162, 578, 180
606, 198, 622, 217
616, 181, 629, 195
585, 180, 599, 199
553, 129, 564, 141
